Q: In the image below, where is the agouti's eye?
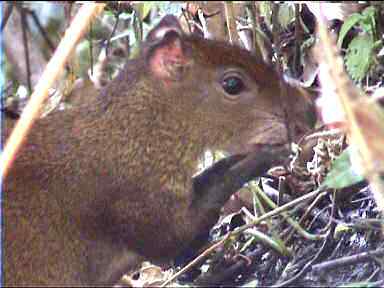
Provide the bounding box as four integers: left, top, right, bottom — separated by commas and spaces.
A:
221, 76, 245, 95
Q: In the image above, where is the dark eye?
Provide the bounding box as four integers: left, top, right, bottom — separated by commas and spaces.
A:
222, 76, 245, 95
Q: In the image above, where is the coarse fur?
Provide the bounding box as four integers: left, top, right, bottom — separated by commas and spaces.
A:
3, 15, 315, 285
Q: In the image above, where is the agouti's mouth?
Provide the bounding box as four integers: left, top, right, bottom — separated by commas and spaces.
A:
227, 144, 292, 178
191, 144, 292, 214
193, 144, 291, 195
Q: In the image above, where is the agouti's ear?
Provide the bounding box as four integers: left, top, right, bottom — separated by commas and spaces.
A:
146, 15, 183, 42
145, 15, 191, 83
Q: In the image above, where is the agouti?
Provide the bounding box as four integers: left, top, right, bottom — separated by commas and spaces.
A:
3, 15, 316, 286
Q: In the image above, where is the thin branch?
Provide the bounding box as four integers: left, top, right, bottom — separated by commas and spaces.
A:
311, 248, 384, 273
272, 231, 332, 287
193, 247, 267, 286
160, 235, 230, 287
223, 1, 238, 44
19, 5, 32, 94
252, 2, 272, 64
1, 2, 13, 32
231, 188, 326, 237
293, 4, 302, 78
88, 21, 94, 76
27, 8, 56, 53
105, 11, 121, 58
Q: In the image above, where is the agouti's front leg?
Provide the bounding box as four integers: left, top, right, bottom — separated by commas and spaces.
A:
85, 238, 144, 285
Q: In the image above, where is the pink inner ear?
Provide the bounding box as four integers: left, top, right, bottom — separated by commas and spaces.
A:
149, 38, 188, 85
145, 15, 183, 42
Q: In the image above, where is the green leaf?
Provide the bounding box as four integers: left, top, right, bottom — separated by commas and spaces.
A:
345, 34, 374, 81
337, 13, 362, 48
337, 6, 378, 48
320, 147, 365, 190
359, 6, 377, 36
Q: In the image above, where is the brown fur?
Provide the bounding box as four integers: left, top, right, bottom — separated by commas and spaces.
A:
3, 16, 316, 285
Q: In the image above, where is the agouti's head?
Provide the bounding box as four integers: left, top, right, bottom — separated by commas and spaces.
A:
143, 15, 316, 157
